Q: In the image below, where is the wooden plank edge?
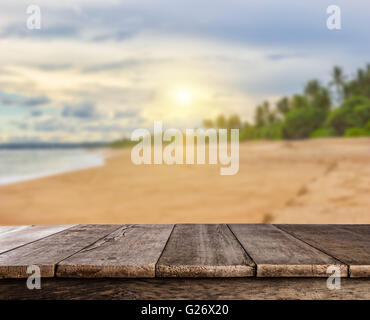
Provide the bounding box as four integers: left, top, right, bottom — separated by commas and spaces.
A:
156, 265, 255, 278
56, 264, 156, 278
350, 265, 370, 278
0, 265, 54, 279
257, 264, 348, 277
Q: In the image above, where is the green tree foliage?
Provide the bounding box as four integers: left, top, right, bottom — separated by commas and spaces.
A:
202, 63, 370, 142
342, 65, 370, 99
202, 119, 214, 128
342, 95, 370, 109
215, 114, 227, 128
203, 114, 243, 129
326, 107, 357, 135
311, 88, 331, 111
282, 107, 327, 139
276, 96, 290, 115
240, 122, 281, 140
304, 79, 321, 98
310, 128, 335, 138
344, 127, 370, 137
353, 104, 370, 127
111, 138, 137, 148
365, 120, 370, 131
227, 114, 242, 129
254, 105, 265, 127
290, 94, 309, 110
254, 101, 278, 127
326, 96, 370, 135
330, 66, 345, 103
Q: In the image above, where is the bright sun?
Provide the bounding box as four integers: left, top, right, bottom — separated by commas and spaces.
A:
174, 88, 193, 105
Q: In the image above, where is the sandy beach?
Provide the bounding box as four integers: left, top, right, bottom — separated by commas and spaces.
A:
0, 138, 369, 225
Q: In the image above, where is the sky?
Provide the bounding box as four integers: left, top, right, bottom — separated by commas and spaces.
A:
0, 0, 369, 143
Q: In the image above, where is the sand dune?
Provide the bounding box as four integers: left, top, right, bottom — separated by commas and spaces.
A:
0, 138, 369, 225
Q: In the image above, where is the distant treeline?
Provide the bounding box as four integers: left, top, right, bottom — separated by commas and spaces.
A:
110, 139, 138, 148
203, 64, 370, 140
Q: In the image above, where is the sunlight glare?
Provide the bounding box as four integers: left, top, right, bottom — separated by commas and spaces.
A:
174, 88, 193, 106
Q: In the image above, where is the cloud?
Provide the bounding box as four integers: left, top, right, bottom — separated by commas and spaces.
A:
0, 92, 50, 107
2, 135, 43, 144
81, 58, 171, 73
30, 110, 43, 117
23, 96, 50, 106
61, 102, 99, 119
1, 0, 369, 51
91, 30, 137, 42
1, 24, 78, 39
266, 53, 302, 61
83, 123, 130, 133
114, 110, 138, 119
37, 63, 73, 71
10, 120, 30, 130
33, 117, 77, 132
81, 59, 142, 73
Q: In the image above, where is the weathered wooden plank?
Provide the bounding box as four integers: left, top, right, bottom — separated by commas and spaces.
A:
1, 278, 369, 300
0, 224, 121, 279
229, 224, 347, 277
0, 226, 28, 234
340, 225, 369, 277
156, 224, 255, 277
56, 224, 174, 278
338, 224, 370, 237
0, 225, 74, 254
276, 224, 370, 278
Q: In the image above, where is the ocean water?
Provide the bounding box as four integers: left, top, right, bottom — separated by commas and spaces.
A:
0, 149, 105, 186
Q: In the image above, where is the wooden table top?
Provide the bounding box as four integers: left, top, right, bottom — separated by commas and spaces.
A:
0, 224, 369, 279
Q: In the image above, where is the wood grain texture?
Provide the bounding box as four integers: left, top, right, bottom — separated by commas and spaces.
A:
335, 225, 370, 272
0, 225, 121, 279
57, 225, 174, 278
229, 224, 347, 277
1, 278, 369, 300
0, 225, 74, 254
276, 224, 370, 278
156, 224, 255, 277
0, 226, 29, 235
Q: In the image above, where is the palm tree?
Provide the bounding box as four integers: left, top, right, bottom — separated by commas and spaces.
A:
215, 114, 227, 129
312, 88, 331, 111
276, 97, 290, 115
330, 66, 345, 105
304, 80, 321, 99
255, 105, 265, 127
291, 94, 308, 109
203, 119, 214, 128
227, 114, 242, 129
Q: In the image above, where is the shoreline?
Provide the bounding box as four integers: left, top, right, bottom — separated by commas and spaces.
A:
0, 138, 369, 225
0, 148, 108, 187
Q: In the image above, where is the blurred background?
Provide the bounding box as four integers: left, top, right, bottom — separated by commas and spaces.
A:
0, 0, 369, 224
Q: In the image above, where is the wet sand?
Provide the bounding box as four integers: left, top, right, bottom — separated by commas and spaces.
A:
0, 138, 369, 225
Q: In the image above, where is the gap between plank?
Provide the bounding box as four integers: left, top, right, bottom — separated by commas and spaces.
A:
273, 224, 350, 277
154, 224, 176, 277
226, 224, 257, 277
54, 224, 126, 277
